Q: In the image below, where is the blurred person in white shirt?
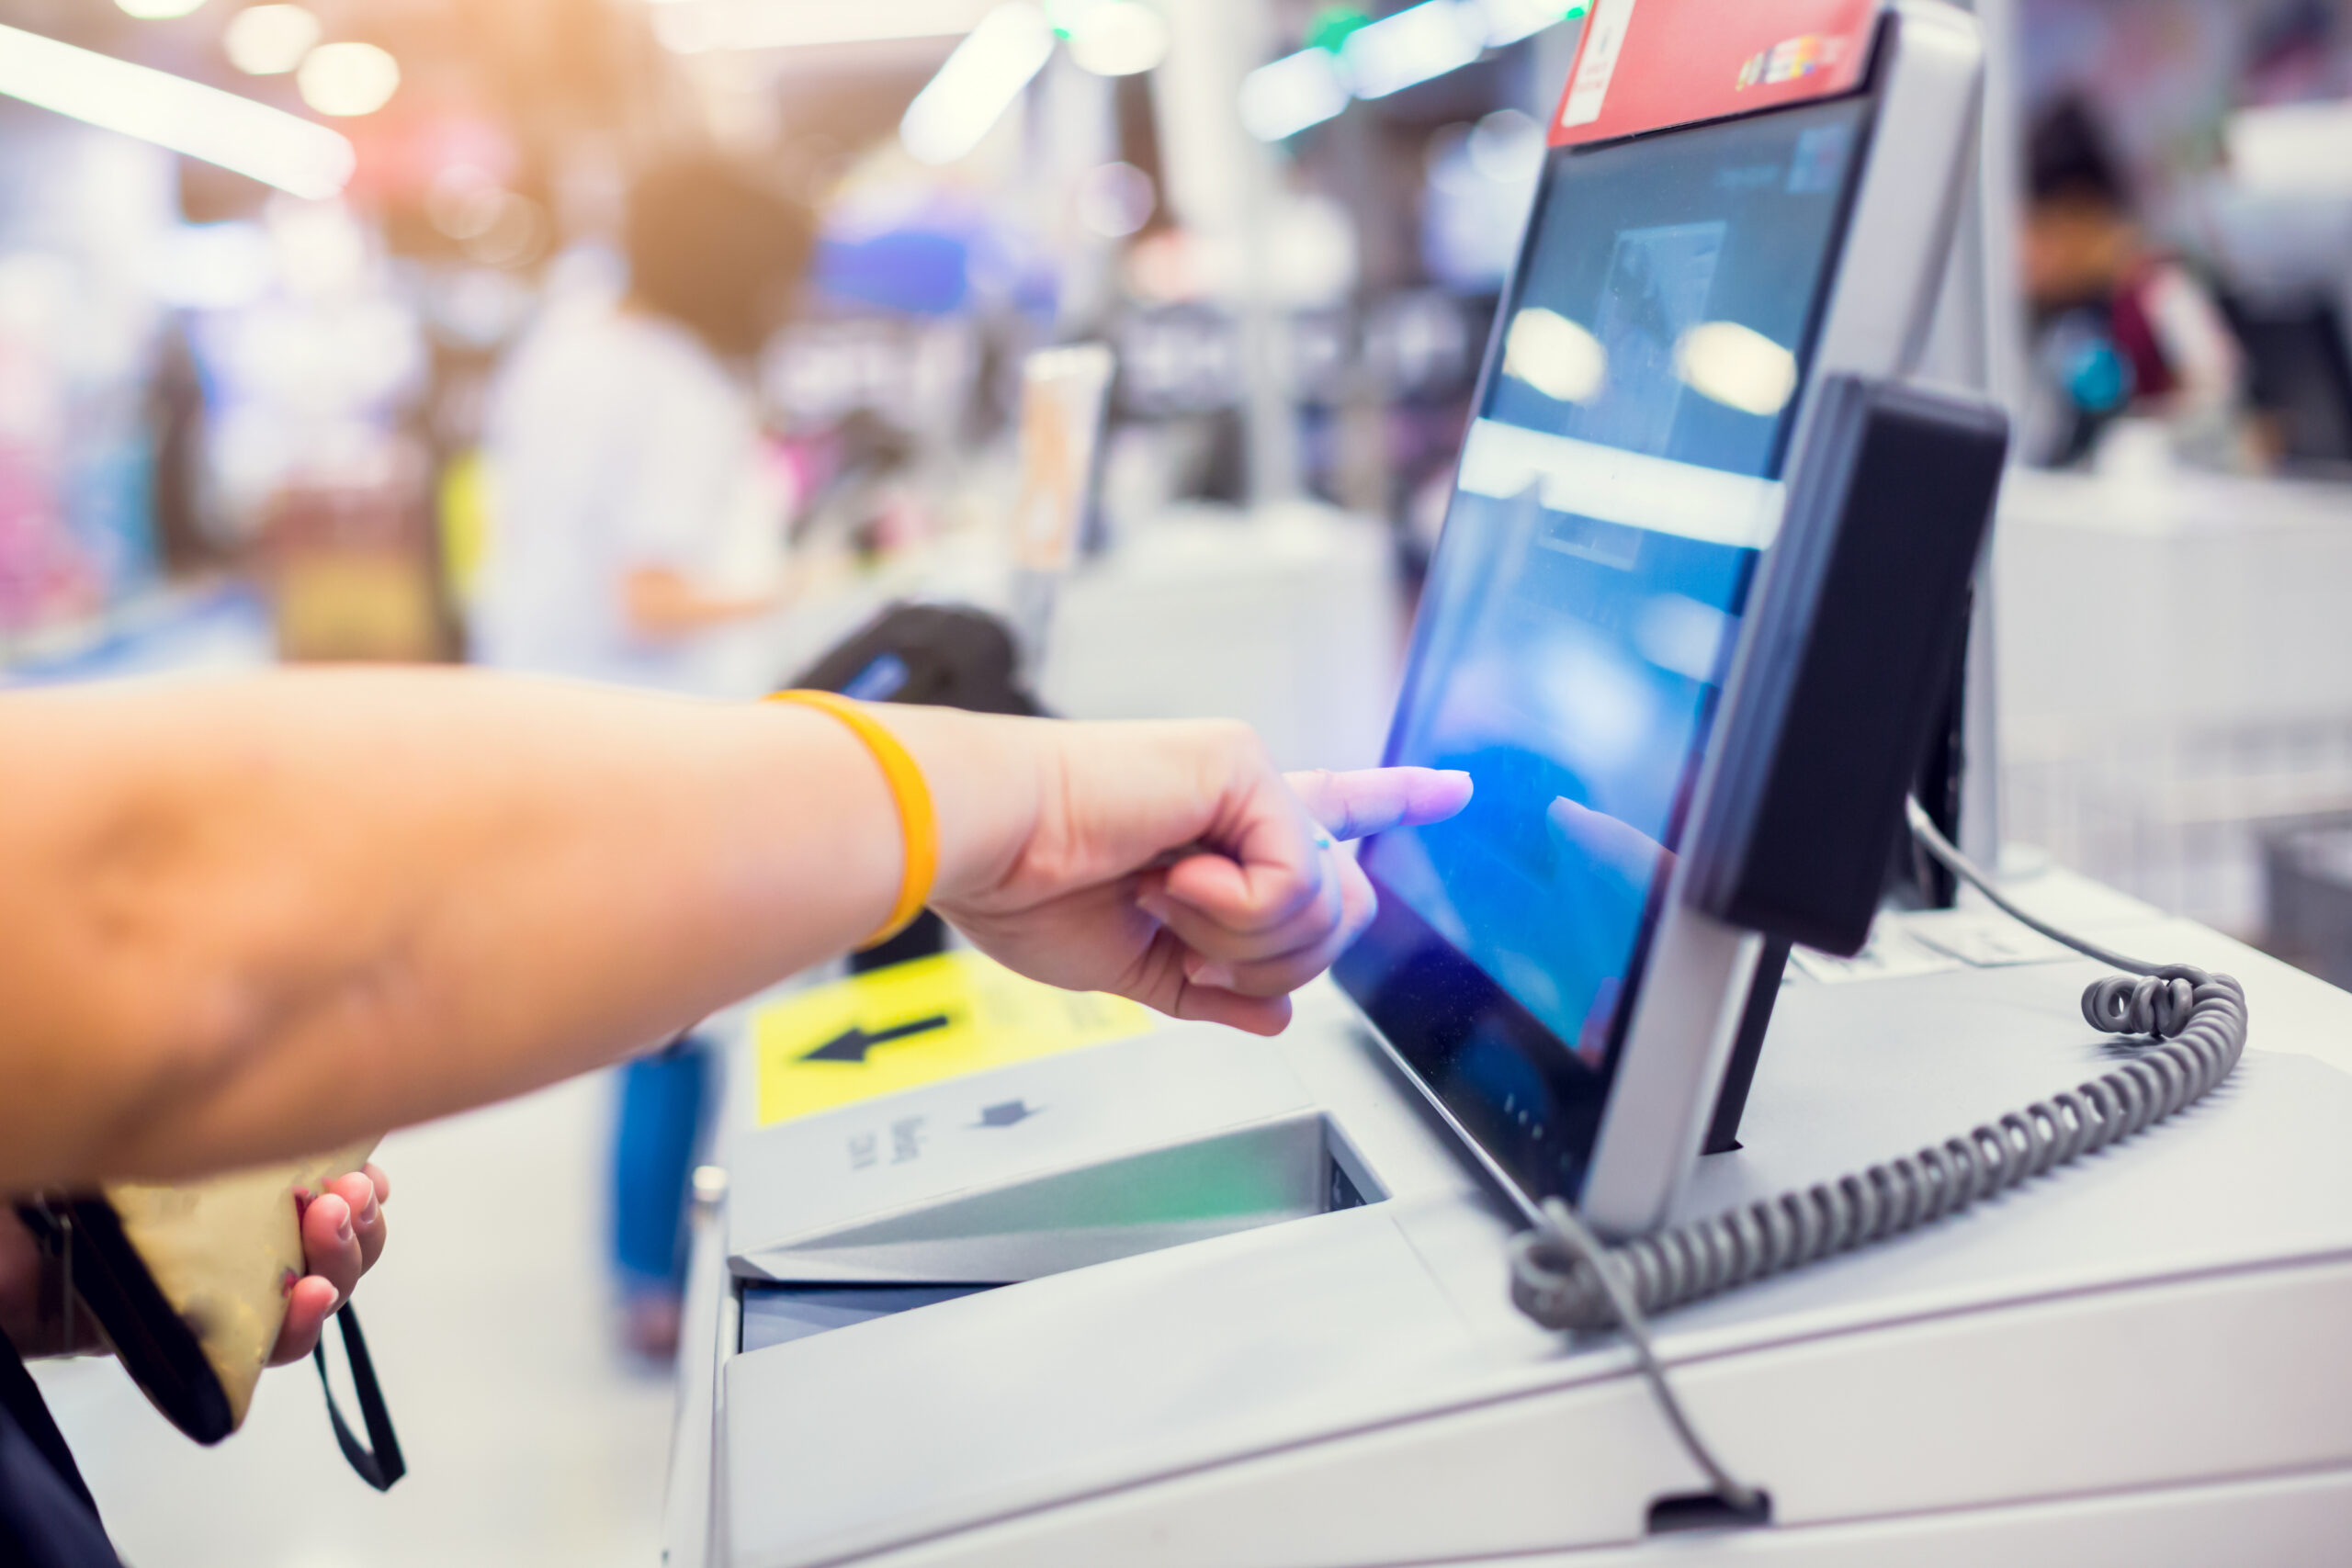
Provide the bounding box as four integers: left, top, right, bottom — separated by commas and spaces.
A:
476, 157, 813, 699
475, 157, 816, 1359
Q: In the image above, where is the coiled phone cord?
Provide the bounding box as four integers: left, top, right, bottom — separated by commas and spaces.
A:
1507, 799, 2251, 1514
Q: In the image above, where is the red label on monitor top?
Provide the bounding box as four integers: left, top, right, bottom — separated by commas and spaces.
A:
1551, 0, 1882, 146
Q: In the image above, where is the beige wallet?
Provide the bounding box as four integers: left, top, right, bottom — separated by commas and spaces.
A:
18, 1140, 402, 1487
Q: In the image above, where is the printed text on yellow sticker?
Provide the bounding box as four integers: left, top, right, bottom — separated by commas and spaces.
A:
753, 950, 1156, 1126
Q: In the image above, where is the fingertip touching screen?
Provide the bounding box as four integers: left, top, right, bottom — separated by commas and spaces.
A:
1338, 92, 1875, 1211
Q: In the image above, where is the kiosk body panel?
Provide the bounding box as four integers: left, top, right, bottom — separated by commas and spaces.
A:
703, 935, 2352, 1568
679, 7, 2352, 1566
727, 1029, 1330, 1283
829, 1258, 2352, 1568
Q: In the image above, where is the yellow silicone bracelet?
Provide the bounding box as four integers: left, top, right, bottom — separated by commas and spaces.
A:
767, 690, 939, 950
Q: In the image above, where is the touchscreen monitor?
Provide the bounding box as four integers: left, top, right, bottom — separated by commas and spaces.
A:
1336, 92, 1876, 1213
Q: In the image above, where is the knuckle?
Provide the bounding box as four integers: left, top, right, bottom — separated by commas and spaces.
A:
1288, 873, 1339, 942
1275, 869, 1326, 928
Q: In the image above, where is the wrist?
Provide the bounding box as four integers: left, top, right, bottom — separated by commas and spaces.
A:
862, 705, 1047, 911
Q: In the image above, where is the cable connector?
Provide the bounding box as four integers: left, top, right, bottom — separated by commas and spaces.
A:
1514, 1199, 1766, 1519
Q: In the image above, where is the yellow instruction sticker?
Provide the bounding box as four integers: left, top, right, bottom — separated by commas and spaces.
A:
753, 950, 1156, 1126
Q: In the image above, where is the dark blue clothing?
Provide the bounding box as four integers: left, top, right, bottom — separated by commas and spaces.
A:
1, 1337, 120, 1567
610, 1038, 713, 1292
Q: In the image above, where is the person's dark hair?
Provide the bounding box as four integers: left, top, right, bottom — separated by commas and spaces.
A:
626, 157, 815, 360
2028, 95, 2128, 209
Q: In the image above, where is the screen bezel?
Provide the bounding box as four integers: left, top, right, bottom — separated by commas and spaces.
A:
1337, 73, 1889, 1221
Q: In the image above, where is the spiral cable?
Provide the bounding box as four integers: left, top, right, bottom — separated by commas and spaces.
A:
1506, 803, 2251, 1507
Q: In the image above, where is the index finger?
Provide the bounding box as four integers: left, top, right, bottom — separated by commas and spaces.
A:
1284, 767, 1473, 842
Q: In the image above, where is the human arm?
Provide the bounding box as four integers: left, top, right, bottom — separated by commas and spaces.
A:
621, 566, 781, 639
0, 670, 1465, 1190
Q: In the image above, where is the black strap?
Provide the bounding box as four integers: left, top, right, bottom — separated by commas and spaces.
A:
16, 1199, 232, 1446
311, 1305, 404, 1491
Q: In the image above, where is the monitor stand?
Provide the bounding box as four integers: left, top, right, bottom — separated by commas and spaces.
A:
1699, 593, 1975, 1157
1700, 936, 1792, 1155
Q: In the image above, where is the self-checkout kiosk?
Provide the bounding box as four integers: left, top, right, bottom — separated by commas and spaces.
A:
668, 5, 2352, 1562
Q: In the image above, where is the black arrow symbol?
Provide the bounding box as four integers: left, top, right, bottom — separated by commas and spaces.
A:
801, 1013, 953, 1064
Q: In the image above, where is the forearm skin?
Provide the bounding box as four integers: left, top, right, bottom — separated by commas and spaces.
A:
0, 669, 1004, 1189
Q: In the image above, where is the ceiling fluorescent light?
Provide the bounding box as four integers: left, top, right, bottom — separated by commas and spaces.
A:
1068, 1, 1167, 76
1239, 47, 1350, 141
0, 21, 353, 198
297, 40, 400, 118
653, 0, 995, 54
1480, 0, 1581, 47
1675, 321, 1798, 415
223, 5, 322, 75
899, 2, 1054, 165
1341, 0, 1486, 99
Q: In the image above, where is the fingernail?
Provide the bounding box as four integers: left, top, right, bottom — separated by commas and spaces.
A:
1190, 961, 1237, 990
359, 1195, 379, 1226
335, 1209, 354, 1244
1136, 891, 1171, 923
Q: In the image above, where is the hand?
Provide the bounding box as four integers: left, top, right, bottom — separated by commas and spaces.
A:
270, 1164, 390, 1365
933, 720, 1471, 1036
0, 1165, 387, 1364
